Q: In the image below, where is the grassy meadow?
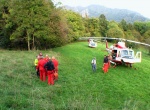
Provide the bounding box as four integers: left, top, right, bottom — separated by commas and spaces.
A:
0, 41, 150, 110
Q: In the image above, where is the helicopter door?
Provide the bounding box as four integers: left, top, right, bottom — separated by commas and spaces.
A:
118, 50, 121, 57
112, 50, 117, 59
134, 51, 142, 62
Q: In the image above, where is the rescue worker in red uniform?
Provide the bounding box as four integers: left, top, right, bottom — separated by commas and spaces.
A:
52, 56, 58, 73
37, 56, 47, 81
44, 54, 50, 77
102, 55, 109, 73
44, 54, 50, 62
44, 59, 55, 85
52, 56, 59, 80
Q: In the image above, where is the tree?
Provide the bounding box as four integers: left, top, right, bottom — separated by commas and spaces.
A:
82, 18, 91, 37
124, 30, 135, 40
5, 0, 54, 50
47, 8, 69, 47
99, 14, 108, 37
86, 18, 100, 37
143, 30, 150, 42
119, 19, 128, 31
64, 10, 85, 41
0, 0, 11, 48
107, 21, 124, 38
134, 22, 148, 35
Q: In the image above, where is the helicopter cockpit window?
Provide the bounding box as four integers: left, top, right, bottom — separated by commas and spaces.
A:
129, 51, 133, 56
121, 50, 128, 56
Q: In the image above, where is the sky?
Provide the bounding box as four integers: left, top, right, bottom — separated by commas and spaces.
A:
53, 0, 150, 18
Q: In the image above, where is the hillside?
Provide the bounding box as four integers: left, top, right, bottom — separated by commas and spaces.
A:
0, 42, 150, 109
65, 5, 150, 23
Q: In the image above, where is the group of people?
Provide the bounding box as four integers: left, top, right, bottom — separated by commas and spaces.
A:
34, 52, 59, 85
91, 54, 116, 73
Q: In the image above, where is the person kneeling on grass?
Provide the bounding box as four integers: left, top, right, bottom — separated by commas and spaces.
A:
44, 59, 55, 85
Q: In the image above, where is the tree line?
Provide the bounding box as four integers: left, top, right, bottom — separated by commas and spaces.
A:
0, 0, 150, 50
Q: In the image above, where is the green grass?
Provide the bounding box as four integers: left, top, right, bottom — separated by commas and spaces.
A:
0, 42, 150, 110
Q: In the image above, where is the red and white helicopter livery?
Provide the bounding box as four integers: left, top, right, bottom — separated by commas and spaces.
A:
105, 37, 150, 66
106, 40, 141, 66
79, 37, 150, 67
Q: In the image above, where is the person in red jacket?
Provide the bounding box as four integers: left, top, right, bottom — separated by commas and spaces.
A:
44, 59, 55, 85
37, 57, 47, 81
52, 56, 59, 80
52, 56, 59, 73
44, 54, 50, 62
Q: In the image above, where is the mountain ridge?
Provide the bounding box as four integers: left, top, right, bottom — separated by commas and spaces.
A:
65, 4, 150, 23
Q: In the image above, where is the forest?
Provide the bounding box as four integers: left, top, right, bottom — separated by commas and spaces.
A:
0, 0, 150, 50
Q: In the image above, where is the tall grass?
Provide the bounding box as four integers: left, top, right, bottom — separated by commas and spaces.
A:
0, 42, 150, 110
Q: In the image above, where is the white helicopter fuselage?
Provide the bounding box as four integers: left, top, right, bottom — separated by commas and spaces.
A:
88, 39, 97, 48
107, 42, 141, 64
114, 49, 141, 64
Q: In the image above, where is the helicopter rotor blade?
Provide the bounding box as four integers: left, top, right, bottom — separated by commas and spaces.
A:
121, 39, 150, 47
79, 37, 150, 47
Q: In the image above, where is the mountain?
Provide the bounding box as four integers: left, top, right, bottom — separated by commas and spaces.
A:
65, 5, 150, 23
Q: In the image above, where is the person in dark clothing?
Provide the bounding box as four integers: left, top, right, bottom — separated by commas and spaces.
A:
103, 55, 108, 63
102, 55, 109, 73
44, 59, 55, 85
112, 51, 116, 59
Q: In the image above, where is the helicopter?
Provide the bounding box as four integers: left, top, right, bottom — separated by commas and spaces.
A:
105, 40, 141, 67
79, 37, 150, 67
88, 38, 97, 48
